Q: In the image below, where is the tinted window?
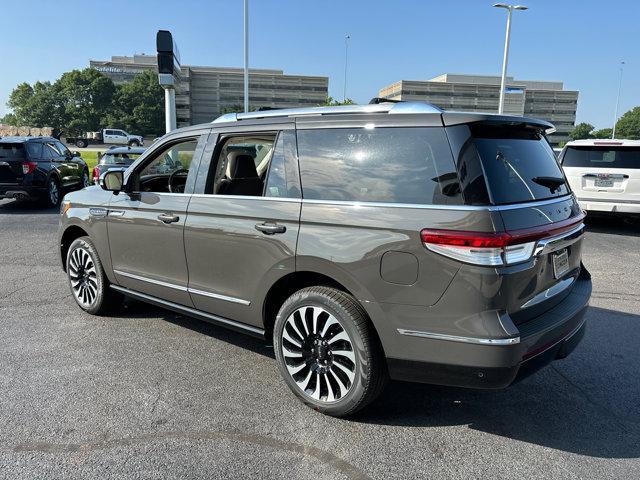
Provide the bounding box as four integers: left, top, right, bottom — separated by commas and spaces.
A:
562, 147, 640, 169
297, 127, 461, 205
471, 124, 569, 205
0, 144, 26, 158
55, 141, 70, 157
45, 142, 62, 157
101, 152, 142, 165
26, 142, 43, 158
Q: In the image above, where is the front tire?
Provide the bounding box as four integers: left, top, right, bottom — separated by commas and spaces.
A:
81, 168, 90, 188
273, 286, 387, 417
128, 140, 140, 147
66, 236, 120, 315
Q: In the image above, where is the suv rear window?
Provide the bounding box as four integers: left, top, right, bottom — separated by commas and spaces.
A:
562, 146, 640, 169
0, 144, 26, 158
101, 152, 142, 165
469, 124, 569, 205
296, 127, 461, 205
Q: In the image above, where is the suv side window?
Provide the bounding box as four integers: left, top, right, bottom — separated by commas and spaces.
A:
55, 141, 71, 157
264, 131, 300, 198
207, 133, 277, 196
296, 127, 461, 205
26, 142, 43, 159
133, 137, 201, 193
44, 141, 62, 158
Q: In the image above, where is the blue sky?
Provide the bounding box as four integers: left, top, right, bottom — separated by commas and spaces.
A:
1, 0, 637, 129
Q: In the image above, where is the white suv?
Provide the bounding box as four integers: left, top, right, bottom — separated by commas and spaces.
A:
560, 139, 640, 214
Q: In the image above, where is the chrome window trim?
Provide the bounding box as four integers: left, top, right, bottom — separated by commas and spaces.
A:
396, 329, 520, 345
113, 270, 251, 306
300, 195, 573, 212
114, 270, 187, 291
189, 193, 301, 203
188, 287, 251, 306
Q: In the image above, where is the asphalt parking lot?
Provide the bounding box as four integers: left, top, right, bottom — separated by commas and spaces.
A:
0, 198, 638, 479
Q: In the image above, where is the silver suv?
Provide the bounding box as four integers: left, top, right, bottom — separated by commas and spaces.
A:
58, 102, 591, 416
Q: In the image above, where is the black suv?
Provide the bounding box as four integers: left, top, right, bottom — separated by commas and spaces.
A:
0, 136, 89, 207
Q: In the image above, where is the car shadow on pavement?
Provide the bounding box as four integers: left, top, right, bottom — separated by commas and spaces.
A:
0, 199, 59, 215
585, 213, 640, 237
352, 305, 640, 459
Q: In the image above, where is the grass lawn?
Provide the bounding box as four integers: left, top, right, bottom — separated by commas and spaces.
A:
79, 151, 99, 171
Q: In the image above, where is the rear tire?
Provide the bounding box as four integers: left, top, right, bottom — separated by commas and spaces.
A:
273, 286, 387, 417
44, 176, 61, 208
66, 236, 121, 315
76, 139, 87, 148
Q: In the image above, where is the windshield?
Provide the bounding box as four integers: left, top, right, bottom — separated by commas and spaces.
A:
101, 152, 142, 165
471, 124, 569, 205
562, 146, 640, 169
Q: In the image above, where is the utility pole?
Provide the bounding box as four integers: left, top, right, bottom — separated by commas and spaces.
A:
243, 0, 249, 113
494, 4, 528, 114
612, 61, 625, 139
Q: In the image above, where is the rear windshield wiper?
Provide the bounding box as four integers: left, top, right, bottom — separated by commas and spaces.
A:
531, 176, 565, 193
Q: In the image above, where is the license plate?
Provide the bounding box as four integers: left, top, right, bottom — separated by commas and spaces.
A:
595, 178, 614, 188
552, 249, 570, 279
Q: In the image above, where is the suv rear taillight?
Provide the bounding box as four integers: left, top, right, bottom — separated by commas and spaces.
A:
92, 166, 100, 183
22, 161, 37, 174
421, 214, 585, 266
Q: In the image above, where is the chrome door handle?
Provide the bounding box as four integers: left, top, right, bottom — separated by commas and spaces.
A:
158, 213, 179, 224
255, 222, 286, 235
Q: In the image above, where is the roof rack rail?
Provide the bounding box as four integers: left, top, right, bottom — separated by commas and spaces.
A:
212, 101, 442, 123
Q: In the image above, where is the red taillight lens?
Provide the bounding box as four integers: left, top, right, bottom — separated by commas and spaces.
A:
421, 213, 585, 266
92, 166, 100, 183
22, 161, 37, 175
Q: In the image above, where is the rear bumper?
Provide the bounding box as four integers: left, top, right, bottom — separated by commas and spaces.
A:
577, 197, 640, 214
387, 267, 592, 388
0, 185, 47, 201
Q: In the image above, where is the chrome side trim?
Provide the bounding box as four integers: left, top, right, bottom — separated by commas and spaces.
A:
397, 329, 520, 345
89, 207, 108, 217
113, 269, 251, 306
188, 287, 251, 306
534, 223, 585, 256
301, 195, 573, 212
110, 285, 264, 337
520, 276, 576, 310
113, 270, 188, 292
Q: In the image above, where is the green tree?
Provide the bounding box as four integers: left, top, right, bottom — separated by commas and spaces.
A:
615, 107, 640, 139
569, 122, 594, 140
6, 81, 66, 131
0, 112, 18, 125
320, 96, 355, 106
57, 68, 115, 134
592, 128, 613, 139
106, 70, 164, 136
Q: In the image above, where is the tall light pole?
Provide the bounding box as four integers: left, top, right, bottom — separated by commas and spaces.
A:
343, 34, 350, 102
494, 4, 528, 114
612, 61, 625, 139
243, 0, 249, 113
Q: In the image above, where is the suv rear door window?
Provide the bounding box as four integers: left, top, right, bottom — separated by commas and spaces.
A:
26, 142, 43, 158
470, 124, 569, 205
296, 127, 461, 205
562, 146, 640, 169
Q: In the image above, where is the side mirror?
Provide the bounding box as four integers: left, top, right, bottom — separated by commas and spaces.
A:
72, 151, 81, 157
100, 170, 124, 193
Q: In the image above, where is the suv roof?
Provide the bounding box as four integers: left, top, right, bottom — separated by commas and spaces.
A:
209, 102, 555, 132
565, 139, 640, 147
102, 146, 146, 154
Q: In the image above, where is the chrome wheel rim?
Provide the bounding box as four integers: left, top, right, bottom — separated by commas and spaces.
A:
68, 247, 98, 308
48, 180, 59, 205
281, 306, 356, 403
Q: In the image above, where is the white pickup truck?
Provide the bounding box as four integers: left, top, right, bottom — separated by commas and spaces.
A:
66, 129, 144, 148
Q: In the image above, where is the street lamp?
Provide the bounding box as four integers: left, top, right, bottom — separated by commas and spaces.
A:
612, 61, 625, 139
494, 3, 528, 114
343, 35, 350, 102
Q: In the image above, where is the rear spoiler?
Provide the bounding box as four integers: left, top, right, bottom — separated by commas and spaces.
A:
441, 112, 556, 135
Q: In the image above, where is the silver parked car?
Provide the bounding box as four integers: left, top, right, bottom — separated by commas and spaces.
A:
58, 101, 591, 416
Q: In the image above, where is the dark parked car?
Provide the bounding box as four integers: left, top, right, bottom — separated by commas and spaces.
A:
1, 136, 89, 207
91, 146, 146, 183
58, 102, 591, 416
